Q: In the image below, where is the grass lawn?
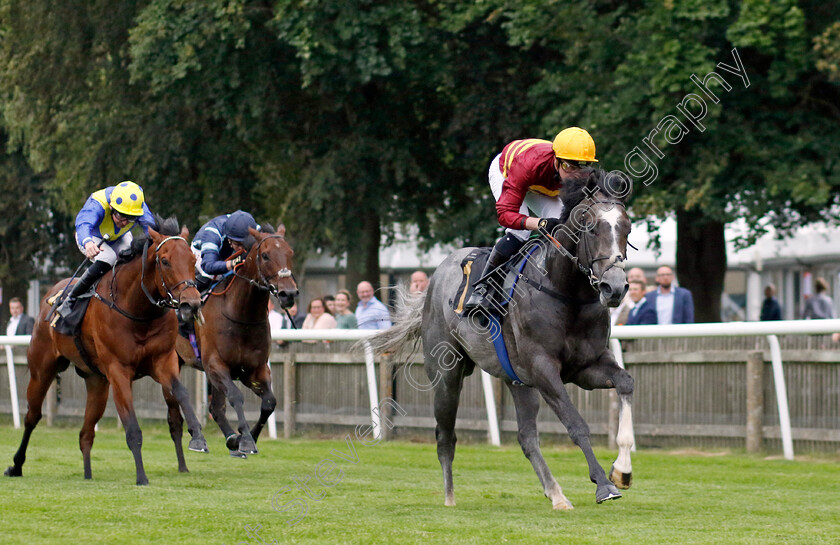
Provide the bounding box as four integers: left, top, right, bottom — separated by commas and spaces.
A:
1, 422, 838, 545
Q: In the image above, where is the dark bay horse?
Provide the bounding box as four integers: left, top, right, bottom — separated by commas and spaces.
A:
4, 217, 205, 485
176, 226, 297, 456
368, 170, 635, 509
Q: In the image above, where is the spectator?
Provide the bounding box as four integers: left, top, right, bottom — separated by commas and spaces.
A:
281, 301, 306, 330
760, 284, 782, 321
803, 277, 835, 319
323, 294, 336, 315
644, 266, 694, 324
5, 297, 35, 336
302, 298, 337, 330
611, 267, 646, 325
626, 280, 657, 325
355, 281, 392, 330
410, 271, 429, 294
333, 289, 358, 329
267, 297, 284, 348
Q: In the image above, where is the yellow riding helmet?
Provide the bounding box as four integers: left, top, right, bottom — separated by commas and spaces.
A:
110, 181, 145, 217
552, 127, 598, 163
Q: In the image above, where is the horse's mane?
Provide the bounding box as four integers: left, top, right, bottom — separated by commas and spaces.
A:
559, 169, 631, 223
117, 214, 182, 264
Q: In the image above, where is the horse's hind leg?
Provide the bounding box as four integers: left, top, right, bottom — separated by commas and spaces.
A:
4, 350, 58, 478
79, 375, 110, 479
161, 385, 188, 473
245, 364, 276, 444
507, 385, 573, 510
571, 356, 635, 489
430, 365, 467, 507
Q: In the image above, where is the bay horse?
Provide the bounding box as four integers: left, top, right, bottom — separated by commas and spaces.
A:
176, 226, 297, 457
368, 170, 635, 509
4, 217, 206, 485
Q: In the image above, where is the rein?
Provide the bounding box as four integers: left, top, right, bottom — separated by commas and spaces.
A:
226, 235, 294, 296
542, 199, 629, 292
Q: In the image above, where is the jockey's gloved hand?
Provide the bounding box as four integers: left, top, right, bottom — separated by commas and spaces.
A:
537, 218, 562, 235
229, 254, 244, 269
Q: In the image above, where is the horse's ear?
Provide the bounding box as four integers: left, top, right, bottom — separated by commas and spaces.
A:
248, 226, 262, 238
276, 223, 286, 238
148, 227, 161, 241
180, 225, 190, 239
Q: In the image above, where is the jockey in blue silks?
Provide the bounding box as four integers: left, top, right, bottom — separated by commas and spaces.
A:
55, 181, 155, 318
191, 210, 259, 292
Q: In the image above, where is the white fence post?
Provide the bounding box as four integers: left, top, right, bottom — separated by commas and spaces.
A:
4, 344, 20, 428
480, 370, 501, 446
267, 361, 277, 439
766, 334, 794, 460
363, 341, 381, 440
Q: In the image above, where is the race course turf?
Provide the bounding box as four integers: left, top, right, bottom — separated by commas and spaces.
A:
1, 423, 838, 545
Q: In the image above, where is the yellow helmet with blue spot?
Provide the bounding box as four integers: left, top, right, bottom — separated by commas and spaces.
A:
110, 181, 145, 217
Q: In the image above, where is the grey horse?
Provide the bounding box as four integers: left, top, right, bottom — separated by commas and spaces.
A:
367, 170, 635, 509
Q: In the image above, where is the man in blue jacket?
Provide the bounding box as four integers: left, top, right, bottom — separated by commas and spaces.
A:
626, 280, 657, 325
644, 266, 695, 324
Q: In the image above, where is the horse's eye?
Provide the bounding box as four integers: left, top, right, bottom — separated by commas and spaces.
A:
161, 258, 170, 267
261, 253, 269, 260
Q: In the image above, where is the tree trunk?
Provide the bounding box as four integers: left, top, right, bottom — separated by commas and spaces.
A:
345, 211, 382, 293
675, 209, 726, 323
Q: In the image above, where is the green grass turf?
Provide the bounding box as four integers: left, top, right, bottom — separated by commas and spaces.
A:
1, 423, 839, 545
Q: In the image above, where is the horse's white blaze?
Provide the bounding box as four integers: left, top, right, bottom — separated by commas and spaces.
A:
599, 206, 623, 259
613, 396, 634, 474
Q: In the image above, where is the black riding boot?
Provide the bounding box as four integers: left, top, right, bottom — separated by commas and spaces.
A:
464, 234, 527, 314
55, 261, 112, 318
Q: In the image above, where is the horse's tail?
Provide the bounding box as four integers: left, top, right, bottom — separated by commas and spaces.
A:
360, 285, 425, 360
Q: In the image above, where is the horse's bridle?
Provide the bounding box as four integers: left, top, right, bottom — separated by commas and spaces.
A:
140, 236, 197, 308
547, 198, 630, 292
230, 235, 294, 296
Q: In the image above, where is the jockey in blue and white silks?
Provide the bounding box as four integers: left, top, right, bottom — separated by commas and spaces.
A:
56, 181, 156, 318
191, 210, 259, 291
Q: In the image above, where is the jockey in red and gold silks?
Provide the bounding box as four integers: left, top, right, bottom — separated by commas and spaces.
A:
464, 128, 599, 315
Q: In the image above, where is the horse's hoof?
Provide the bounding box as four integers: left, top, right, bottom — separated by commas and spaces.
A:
595, 483, 622, 503
552, 499, 574, 510
609, 464, 632, 489
178, 466, 190, 473
136, 477, 149, 486
4, 466, 22, 477
188, 438, 209, 453
229, 450, 247, 459
225, 434, 240, 451
238, 436, 258, 455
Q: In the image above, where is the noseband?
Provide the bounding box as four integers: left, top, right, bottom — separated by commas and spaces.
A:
231, 235, 295, 296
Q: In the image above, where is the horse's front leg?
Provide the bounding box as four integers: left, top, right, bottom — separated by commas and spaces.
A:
571, 352, 635, 489
245, 363, 276, 443
532, 355, 621, 504
153, 352, 208, 455
507, 384, 573, 510
108, 367, 148, 485
207, 358, 257, 456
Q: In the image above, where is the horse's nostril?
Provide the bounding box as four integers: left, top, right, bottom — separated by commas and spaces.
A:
600, 283, 613, 296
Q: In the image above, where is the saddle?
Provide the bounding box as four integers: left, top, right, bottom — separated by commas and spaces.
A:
450, 246, 538, 317
47, 282, 99, 337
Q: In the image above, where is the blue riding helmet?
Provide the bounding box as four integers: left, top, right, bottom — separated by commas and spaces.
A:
224, 210, 257, 242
